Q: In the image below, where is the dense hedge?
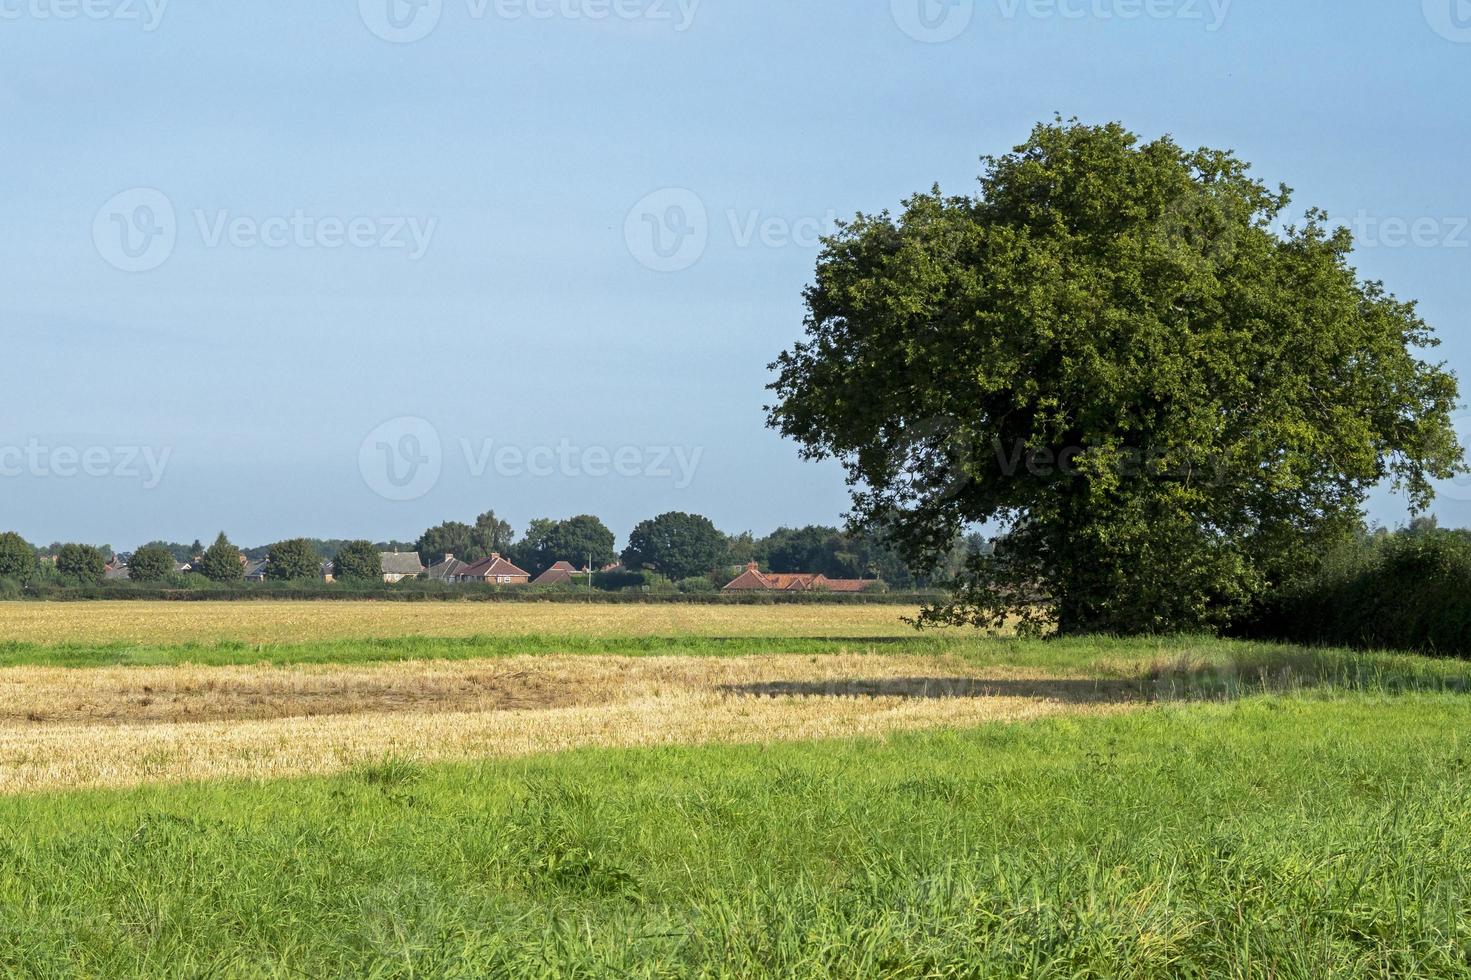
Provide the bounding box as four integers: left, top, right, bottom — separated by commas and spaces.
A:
1236, 529, 1471, 657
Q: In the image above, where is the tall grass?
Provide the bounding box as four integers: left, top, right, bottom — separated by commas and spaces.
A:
2, 693, 1468, 976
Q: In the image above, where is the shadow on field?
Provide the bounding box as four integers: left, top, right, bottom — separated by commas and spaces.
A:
720, 677, 1155, 704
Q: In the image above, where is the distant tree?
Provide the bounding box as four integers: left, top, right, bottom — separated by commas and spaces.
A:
190, 539, 205, 561
266, 539, 321, 581
56, 543, 106, 583
515, 515, 616, 576
128, 543, 175, 583
333, 540, 382, 581
725, 531, 758, 568
198, 532, 244, 582
415, 521, 478, 565
767, 118, 1464, 635
622, 512, 727, 581
470, 511, 515, 557
0, 532, 35, 580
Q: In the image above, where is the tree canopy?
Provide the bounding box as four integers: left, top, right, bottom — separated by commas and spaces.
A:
127, 544, 175, 583
333, 541, 382, 582
266, 539, 322, 581
514, 515, 617, 576
198, 533, 244, 582
767, 119, 1464, 635
415, 511, 514, 565
622, 512, 727, 581
0, 532, 35, 581
56, 544, 106, 584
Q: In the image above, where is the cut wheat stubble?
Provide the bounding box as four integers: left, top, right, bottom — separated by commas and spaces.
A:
0, 655, 1139, 794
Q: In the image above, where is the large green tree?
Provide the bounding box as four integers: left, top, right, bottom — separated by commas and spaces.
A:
56, 544, 107, 584
127, 543, 175, 583
415, 511, 515, 565
198, 532, 244, 582
267, 539, 321, 581
0, 532, 35, 581
515, 515, 617, 576
622, 512, 727, 581
768, 119, 1464, 636
333, 540, 383, 582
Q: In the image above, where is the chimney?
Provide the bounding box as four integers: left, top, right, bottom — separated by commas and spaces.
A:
444, 553, 454, 563
747, 561, 760, 571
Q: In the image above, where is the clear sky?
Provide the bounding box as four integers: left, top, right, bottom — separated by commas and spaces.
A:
3, 0, 1470, 549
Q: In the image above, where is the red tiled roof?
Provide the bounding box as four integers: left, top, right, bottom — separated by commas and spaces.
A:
723, 562, 876, 593
458, 554, 531, 580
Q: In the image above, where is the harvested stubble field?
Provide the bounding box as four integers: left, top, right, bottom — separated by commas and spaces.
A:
3, 601, 1471, 976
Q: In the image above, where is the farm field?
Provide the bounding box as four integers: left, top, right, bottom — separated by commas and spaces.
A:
2, 602, 1470, 976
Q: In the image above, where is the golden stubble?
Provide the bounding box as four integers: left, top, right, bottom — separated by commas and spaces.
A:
0, 601, 936, 646
0, 654, 1138, 795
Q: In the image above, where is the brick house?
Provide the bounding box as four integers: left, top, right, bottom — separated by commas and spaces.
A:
722, 562, 876, 593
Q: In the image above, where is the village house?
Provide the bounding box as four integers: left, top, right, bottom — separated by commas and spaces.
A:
380, 552, 425, 584
532, 560, 583, 586
455, 553, 531, 586
722, 562, 877, 593
424, 554, 469, 582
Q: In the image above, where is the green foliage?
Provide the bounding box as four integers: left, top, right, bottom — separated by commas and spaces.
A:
198, 533, 244, 582
55, 543, 106, 583
333, 541, 382, 582
127, 544, 175, 583
0, 531, 36, 581
767, 119, 1465, 637
415, 512, 514, 565
622, 512, 727, 582
1240, 525, 1471, 657
266, 539, 322, 581
513, 515, 617, 576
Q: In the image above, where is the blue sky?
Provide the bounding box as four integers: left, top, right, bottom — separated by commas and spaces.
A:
3, 0, 1470, 549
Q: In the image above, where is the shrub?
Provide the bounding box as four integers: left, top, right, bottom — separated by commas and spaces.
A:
1237, 528, 1471, 657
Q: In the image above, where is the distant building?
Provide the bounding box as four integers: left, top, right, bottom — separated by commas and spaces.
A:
243, 558, 268, 583
457, 553, 531, 586
380, 552, 425, 584
425, 554, 469, 582
723, 562, 875, 593
103, 563, 130, 581
532, 561, 582, 586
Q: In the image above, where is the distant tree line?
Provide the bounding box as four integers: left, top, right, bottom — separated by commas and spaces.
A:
0, 509, 984, 591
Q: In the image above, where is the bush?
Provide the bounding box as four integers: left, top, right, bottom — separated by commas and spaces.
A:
677, 576, 717, 594
1237, 528, 1471, 657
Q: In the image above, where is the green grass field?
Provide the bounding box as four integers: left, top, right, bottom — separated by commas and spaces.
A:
2, 603, 1470, 977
